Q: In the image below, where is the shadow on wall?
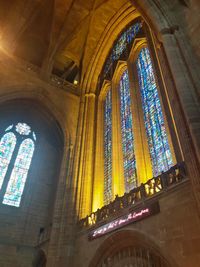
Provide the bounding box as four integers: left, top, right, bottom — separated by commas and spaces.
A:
32, 249, 46, 267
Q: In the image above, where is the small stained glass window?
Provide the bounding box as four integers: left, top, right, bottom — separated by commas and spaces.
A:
119, 70, 137, 192
0, 123, 36, 207
3, 138, 35, 207
136, 47, 173, 176
104, 89, 112, 205
16, 122, 31, 135
0, 132, 16, 189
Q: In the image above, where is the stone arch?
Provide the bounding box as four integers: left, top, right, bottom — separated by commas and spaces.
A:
82, 0, 176, 93
89, 230, 178, 267
0, 85, 71, 146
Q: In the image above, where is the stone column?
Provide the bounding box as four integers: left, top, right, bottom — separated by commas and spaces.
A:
78, 93, 96, 218
46, 142, 76, 267
161, 29, 200, 209
92, 98, 105, 211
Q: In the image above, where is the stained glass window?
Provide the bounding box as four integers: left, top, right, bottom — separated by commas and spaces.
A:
119, 70, 137, 192
104, 89, 112, 204
103, 22, 142, 77
16, 122, 31, 135
0, 123, 36, 207
3, 138, 35, 207
0, 132, 16, 189
136, 47, 173, 176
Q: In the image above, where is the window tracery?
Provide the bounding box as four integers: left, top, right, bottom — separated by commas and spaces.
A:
0, 122, 35, 207
101, 20, 175, 204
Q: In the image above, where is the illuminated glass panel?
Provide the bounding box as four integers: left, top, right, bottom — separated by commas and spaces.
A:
104, 89, 112, 204
16, 122, 31, 135
119, 70, 137, 192
5, 125, 13, 132
103, 22, 142, 76
0, 132, 16, 189
3, 138, 35, 207
136, 47, 173, 176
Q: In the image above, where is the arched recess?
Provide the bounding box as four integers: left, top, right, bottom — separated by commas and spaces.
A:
82, 1, 174, 93
89, 230, 178, 267
0, 86, 70, 146
0, 98, 65, 246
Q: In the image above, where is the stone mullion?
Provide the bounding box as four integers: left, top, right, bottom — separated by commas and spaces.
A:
127, 61, 153, 184
79, 93, 96, 218
112, 81, 125, 197
92, 99, 104, 211
161, 32, 200, 209
144, 26, 179, 165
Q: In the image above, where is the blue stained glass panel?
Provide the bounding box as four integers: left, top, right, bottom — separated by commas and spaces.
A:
119, 70, 137, 192
136, 47, 173, 176
0, 132, 16, 189
103, 22, 142, 76
104, 89, 112, 204
3, 138, 35, 207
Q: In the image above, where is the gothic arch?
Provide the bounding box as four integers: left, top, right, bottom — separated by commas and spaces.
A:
82, 0, 176, 93
0, 85, 71, 146
89, 230, 178, 267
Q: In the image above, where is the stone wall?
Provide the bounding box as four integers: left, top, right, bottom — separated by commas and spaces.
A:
0, 50, 80, 267
74, 181, 200, 267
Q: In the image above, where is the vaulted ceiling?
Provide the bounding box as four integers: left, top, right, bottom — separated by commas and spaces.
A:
0, 0, 133, 82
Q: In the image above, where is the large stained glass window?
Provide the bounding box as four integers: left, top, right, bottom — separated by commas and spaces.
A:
119, 70, 137, 192
104, 89, 112, 204
0, 123, 36, 207
3, 139, 35, 207
0, 132, 16, 189
136, 47, 173, 176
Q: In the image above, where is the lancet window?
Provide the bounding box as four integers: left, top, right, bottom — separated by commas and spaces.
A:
101, 20, 175, 204
119, 69, 137, 192
104, 89, 113, 204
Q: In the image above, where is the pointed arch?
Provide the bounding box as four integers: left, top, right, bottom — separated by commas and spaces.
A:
3, 138, 35, 207
0, 132, 16, 189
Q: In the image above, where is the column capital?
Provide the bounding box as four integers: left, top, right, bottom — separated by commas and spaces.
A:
85, 93, 96, 99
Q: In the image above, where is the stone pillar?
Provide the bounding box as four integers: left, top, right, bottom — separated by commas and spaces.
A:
46, 142, 76, 267
161, 30, 200, 209
78, 93, 96, 218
